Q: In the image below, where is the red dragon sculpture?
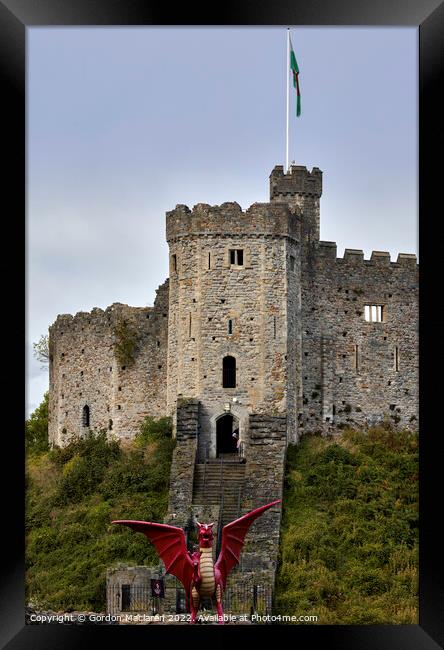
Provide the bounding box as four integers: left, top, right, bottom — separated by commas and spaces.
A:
112, 499, 281, 624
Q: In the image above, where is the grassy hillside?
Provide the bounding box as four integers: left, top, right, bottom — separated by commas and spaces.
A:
25, 418, 175, 612
26, 396, 418, 621
274, 426, 418, 624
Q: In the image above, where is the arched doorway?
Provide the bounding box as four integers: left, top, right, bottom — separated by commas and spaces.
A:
216, 413, 239, 456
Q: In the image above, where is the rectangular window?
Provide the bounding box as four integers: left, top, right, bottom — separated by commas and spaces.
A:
364, 305, 384, 322
354, 344, 359, 372
228, 319, 233, 335
121, 585, 132, 611
229, 249, 244, 266
172, 254, 177, 272
189, 313, 192, 338
208, 252, 211, 269
290, 255, 295, 271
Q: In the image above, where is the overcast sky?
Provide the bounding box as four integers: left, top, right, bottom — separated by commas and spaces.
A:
26, 26, 418, 416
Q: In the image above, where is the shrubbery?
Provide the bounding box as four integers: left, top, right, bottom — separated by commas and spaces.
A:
26, 403, 418, 622
25, 393, 49, 454
26, 417, 174, 612
113, 319, 139, 366
274, 425, 418, 624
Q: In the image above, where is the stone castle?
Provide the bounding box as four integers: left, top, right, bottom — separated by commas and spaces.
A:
48, 165, 418, 610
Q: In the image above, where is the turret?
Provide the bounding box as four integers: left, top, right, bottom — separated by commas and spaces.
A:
270, 165, 322, 244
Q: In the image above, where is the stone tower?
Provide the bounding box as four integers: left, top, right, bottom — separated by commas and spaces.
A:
270, 164, 322, 246
165, 188, 303, 452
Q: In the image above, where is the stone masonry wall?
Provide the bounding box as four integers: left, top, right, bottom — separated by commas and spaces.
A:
165, 398, 199, 527
300, 243, 418, 432
270, 164, 322, 245
166, 201, 301, 451
48, 281, 169, 446
239, 415, 287, 589
106, 566, 180, 620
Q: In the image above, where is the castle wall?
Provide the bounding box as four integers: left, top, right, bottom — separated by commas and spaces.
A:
166, 201, 301, 448
240, 415, 286, 588
165, 398, 199, 525
300, 244, 418, 432
48, 281, 169, 446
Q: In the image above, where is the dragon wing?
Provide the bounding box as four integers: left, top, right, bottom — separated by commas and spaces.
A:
214, 500, 281, 590
112, 520, 194, 594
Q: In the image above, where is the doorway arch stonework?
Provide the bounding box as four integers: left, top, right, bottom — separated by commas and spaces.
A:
208, 405, 248, 459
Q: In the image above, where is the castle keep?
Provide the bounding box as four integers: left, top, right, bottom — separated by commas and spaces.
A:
49, 165, 418, 606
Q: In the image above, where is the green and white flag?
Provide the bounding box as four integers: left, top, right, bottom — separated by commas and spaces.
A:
289, 35, 301, 117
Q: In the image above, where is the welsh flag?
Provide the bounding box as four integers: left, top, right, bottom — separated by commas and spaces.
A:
289, 36, 301, 117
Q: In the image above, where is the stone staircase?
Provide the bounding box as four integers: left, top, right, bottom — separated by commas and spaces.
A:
192, 461, 246, 527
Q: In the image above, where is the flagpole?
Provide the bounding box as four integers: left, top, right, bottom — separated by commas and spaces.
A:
286, 28, 290, 173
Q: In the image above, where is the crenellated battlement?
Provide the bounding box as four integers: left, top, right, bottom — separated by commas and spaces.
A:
50, 281, 169, 335
316, 241, 418, 271
166, 200, 301, 242
270, 164, 322, 200
51, 303, 151, 331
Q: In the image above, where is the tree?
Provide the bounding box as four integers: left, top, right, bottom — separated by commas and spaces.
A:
33, 334, 50, 369
25, 392, 49, 454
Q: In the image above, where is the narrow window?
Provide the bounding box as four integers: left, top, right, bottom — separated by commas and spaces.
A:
208, 252, 211, 269
189, 312, 192, 338
394, 346, 399, 371
228, 319, 233, 335
82, 404, 90, 428
172, 254, 177, 272
229, 249, 244, 266
354, 345, 359, 372
109, 419, 113, 431
290, 255, 295, 271
222, 356, 236, 388
273, 316, 277, 339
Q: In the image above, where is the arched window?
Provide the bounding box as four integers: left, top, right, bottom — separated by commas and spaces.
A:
82, 404, 90, 428
222, 356, 236, 388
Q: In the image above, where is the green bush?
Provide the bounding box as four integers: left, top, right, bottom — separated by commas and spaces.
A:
52, 430, 120, 505
26, 416, 174, 612
274, 427, 418, 624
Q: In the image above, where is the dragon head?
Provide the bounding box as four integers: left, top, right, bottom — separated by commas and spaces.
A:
196, 521, 214, 548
